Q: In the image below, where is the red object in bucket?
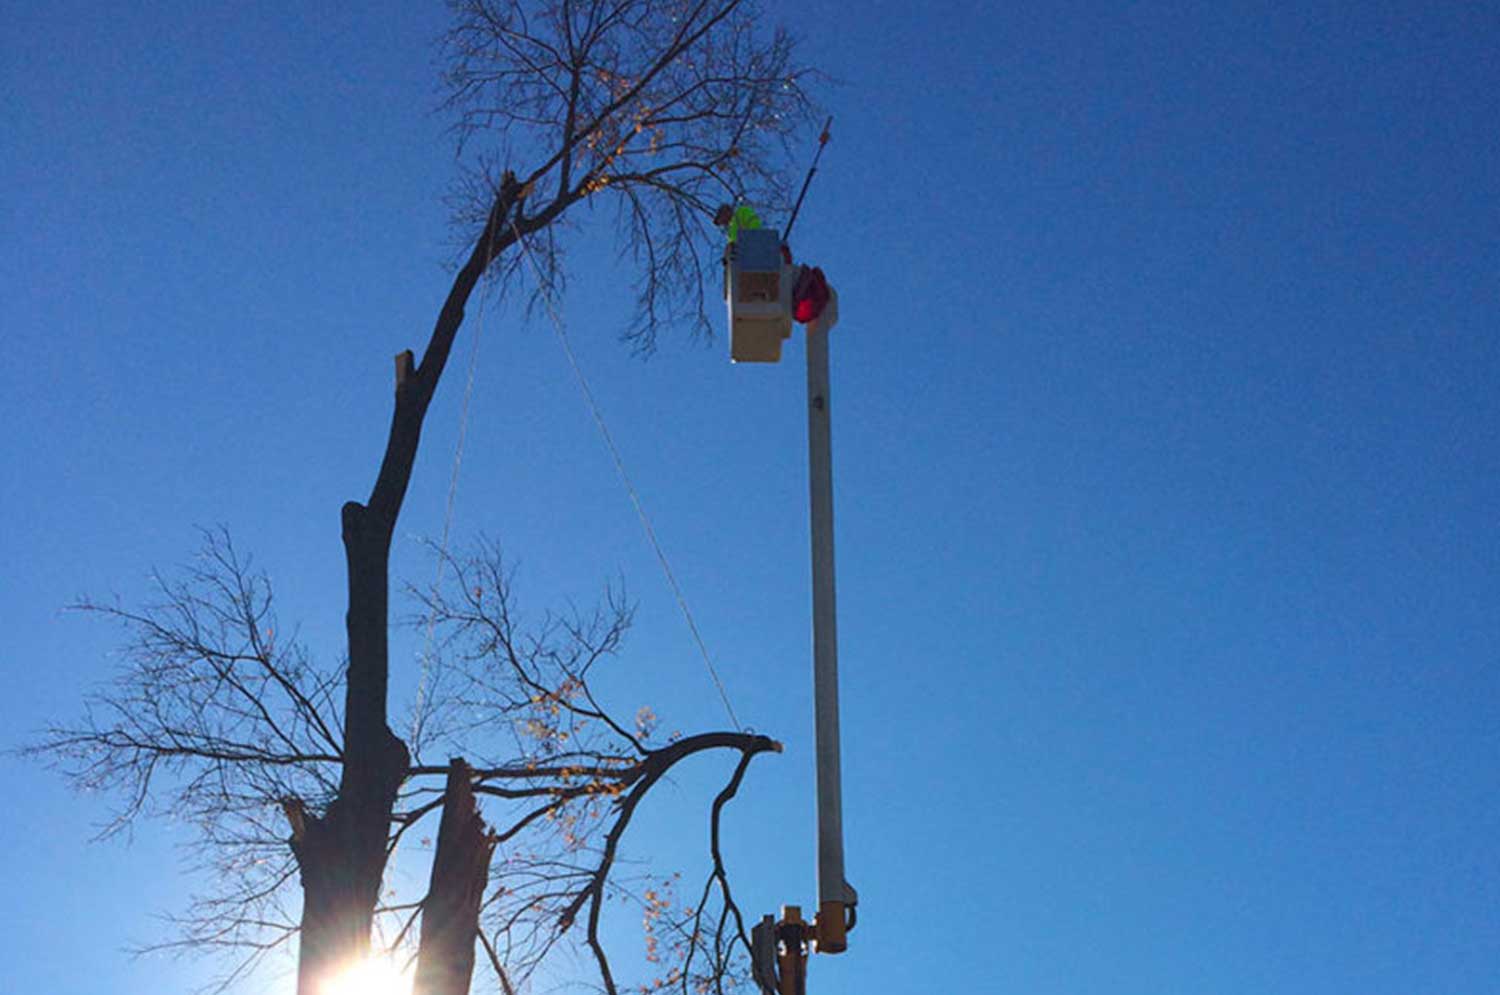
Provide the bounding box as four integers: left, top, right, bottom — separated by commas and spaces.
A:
793, 266, 830, 324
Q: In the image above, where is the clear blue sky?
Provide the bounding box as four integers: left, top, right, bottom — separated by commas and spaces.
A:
4, 1, 1498, 992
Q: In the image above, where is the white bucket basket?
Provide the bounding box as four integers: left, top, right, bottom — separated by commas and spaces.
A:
726, 227, 794, 363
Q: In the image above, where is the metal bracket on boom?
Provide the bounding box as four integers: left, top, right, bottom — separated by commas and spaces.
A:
751, 900, 856, 995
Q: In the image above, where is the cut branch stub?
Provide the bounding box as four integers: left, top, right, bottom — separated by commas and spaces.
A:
414, 759, 497, 995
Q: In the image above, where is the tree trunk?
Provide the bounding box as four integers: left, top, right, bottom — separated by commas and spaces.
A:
289, 503, 413, 993
414, 760, 495, 995
288, 177, 523, 995
290, 728, 407, 992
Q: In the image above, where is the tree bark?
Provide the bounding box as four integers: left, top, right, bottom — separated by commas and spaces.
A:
414, 760, 495, 995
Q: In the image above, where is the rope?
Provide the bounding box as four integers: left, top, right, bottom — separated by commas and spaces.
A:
508, 219, 743, 732
410, 218, 499, 751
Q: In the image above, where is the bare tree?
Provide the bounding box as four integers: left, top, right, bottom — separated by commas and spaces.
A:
29, 2, 814, 994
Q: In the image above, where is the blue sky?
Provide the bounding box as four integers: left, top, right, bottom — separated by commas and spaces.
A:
4, 1, 1498, 992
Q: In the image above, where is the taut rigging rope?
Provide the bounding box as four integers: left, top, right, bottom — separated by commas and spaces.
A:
410, 216, 499, 754
508, 218, 743, 733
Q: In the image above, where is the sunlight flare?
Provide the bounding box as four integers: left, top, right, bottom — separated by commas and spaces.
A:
321, 955, 413, 995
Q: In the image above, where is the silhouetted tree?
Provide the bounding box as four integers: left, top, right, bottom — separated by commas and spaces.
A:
29, 2, 814, 993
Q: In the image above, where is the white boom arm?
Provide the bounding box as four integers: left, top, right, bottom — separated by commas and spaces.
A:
738, 264, 855, 995
805, 291, 857, 947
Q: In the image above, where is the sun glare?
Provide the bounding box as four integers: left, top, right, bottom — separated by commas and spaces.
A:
321, 955, 413, 995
